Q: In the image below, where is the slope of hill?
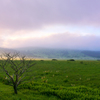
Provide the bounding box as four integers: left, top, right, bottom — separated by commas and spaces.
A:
0, 47, 17, 54
0, 47, 100, 60
82, 51, 100, 58
15, 47, 98, 60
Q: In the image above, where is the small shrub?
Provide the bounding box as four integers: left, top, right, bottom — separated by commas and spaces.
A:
63, 79, 69, 82
40, 60, 44, 61
52, 59, 57, 61
67, 59, 75, 61
80, 61, 83, 64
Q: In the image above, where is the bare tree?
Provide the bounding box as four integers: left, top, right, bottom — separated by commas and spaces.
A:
0, 53, 36, 94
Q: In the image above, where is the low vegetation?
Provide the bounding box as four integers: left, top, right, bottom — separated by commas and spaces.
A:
0, 60, 100, 99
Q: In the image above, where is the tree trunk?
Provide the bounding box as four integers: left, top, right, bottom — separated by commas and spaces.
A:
13, 84, 17, 94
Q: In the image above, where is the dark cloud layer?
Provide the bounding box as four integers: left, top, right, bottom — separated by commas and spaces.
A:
0, 0, 100, 30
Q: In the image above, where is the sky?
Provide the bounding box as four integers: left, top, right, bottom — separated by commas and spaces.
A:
0, 0, 100, 50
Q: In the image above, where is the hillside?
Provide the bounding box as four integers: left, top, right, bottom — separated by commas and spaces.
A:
0, 47, 100, 60
16, 47, 99, 60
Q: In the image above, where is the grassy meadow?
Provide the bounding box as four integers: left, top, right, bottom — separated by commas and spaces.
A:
0, 60, 100, 99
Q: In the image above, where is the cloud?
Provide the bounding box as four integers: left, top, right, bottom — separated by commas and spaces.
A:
0, 0, 100, 31
0, 35, 5, 47
2, 32, 100, 51
0, 0, 100, 50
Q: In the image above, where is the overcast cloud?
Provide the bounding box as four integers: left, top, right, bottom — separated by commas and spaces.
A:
0, 0, 100, 30
0, 0, 100, 50
3, 32, 100, 51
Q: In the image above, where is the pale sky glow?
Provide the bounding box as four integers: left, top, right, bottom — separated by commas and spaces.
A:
0, 0, 100, 50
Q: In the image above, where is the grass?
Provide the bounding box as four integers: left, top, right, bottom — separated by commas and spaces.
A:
0, 60, 100, 99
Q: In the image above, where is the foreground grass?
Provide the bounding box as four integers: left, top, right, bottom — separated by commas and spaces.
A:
0, 60, 100, 99
0, 82, 58, 100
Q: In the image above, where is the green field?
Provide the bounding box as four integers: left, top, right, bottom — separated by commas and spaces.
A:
0, 60, 100, 100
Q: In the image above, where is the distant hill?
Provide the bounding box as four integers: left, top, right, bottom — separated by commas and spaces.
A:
0, 47, 17, 54
15, 47, 100, 60
0, 47, 100, 60
82, 51, 100, 58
